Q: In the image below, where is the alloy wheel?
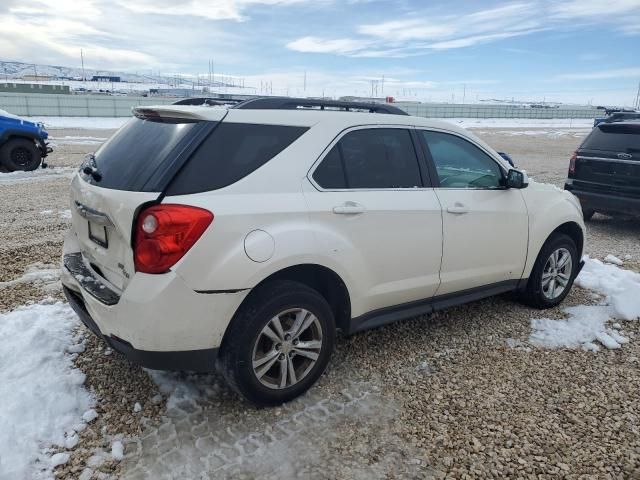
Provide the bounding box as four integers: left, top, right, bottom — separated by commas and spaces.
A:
251, 308, 323, 390
541, 247, 573, 299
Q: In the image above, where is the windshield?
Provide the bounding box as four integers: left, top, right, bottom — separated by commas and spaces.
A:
90, 118, 204, 191
582, 124, 640, 152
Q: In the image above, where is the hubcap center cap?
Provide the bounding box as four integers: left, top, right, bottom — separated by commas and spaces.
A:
280, 341, 293, 354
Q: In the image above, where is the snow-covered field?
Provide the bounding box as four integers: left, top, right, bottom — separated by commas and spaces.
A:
26, 117, 130, 129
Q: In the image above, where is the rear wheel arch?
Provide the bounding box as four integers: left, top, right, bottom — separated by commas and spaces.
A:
231, 264, 351, 334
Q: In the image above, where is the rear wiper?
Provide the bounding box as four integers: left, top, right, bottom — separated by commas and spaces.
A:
81, 153, 102, 182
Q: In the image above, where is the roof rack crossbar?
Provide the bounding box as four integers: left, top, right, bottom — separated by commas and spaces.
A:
232, 97, 408, 116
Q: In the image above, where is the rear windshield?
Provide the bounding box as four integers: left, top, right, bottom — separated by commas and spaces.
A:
90, 118, 205, 191
166, 123, 308, 195
582, 124, 640, 152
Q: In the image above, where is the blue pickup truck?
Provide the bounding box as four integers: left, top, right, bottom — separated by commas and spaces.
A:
0, 109, 52, 172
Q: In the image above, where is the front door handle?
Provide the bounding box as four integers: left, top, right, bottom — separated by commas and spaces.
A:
333, 202, 365, 215
447, 202, 469, 215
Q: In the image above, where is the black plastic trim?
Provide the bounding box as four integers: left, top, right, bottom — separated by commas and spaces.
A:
63, 286, 218, 372
348, 279, 520, 334
233, 97, 409, 115
195, 288, 249, 294
565, 185, 640, 216
63, 253, 120, 305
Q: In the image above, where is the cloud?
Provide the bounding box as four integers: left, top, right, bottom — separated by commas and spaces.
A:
116, 0, 316, 21
287, 0, 640, 58
286, 36, 370, 55
555, 67, 640, 80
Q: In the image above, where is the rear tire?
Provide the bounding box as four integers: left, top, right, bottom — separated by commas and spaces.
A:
582, 209, 595, 221
218, 280, 336, 406
0, 138, 42, 172
520, 233, 579, 309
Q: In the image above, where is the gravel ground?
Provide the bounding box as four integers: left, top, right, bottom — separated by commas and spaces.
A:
1, 125, 639, 478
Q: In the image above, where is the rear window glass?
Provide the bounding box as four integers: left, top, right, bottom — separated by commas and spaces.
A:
166, 123, 308, 194
582, 124, 640, 152
90, 118, 203, 191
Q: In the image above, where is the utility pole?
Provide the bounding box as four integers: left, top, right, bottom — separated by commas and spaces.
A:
80, 49, 86, 82
635, 81, 640, 109
303, 70, 306, 92
462, 84, 466, 104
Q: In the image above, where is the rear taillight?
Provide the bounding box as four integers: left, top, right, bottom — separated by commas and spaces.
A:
134, 204, 213, 274
568, 151, 577, 176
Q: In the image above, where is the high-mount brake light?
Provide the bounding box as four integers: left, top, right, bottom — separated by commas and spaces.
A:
134, 204, 213, 274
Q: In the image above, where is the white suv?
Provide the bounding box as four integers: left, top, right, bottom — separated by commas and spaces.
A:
61, 98, 586, 405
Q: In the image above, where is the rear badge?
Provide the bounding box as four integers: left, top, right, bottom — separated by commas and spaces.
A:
617, 153, 632, 160
117, 263, 130, 279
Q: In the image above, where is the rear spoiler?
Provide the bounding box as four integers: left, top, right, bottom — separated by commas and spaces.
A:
131, 105, 227, 123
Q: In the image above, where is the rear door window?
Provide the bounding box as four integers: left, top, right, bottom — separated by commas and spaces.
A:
581, 124, 640, 152
91, 118, 205, 191
167, 123, 308, 195
312, 128, 422, 189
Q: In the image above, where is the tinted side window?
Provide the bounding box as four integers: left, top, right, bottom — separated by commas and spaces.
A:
167, 123, 308, 194
337, 128, 421, 188
422, 131, 503, 189
313, 145, 347, 189
581, 124, 640, 151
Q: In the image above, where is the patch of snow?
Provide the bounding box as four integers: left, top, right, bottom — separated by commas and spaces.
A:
575, 256, 640, 321
0, 166, 76, 184
79, 468, 94, 480
50, 452, 70, 467
0, 303, 93, 479
64, 433, 79, 449
87, 453, 106, 468
624, 254, 632, 261
133, 402, 142, 413
111, 441, 124, 461
24, 116, 129, 129
82, 409, 98, 423
440, 118, 594, 129
49, 135, 108, 146
529, 256, 640, 351
505, 338, 532, 352
604, 254, 623, 266
67, 344, 85, 354
530, 305, 627, 351
0, 264, 60, 290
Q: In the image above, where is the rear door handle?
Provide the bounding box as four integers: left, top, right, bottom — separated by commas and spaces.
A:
333, 202, 365, 215
446, 203, 469, 215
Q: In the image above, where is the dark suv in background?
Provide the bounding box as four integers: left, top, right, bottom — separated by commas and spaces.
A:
565, 121, 640, 220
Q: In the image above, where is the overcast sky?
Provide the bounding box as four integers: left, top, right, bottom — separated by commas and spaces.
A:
1, 0, 640, 105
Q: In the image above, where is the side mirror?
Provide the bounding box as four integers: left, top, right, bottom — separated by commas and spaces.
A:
506, 169, 529, 189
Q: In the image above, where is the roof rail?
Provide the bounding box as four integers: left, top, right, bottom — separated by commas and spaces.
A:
233, 97, 409, 116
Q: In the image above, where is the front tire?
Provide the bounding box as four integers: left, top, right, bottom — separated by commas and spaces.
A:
0, 138, 42, 172
520, 233, 579, 309
218, 280, 336, 406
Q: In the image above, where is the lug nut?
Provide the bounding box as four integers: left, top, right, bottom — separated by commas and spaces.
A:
279, 354, 285, 361
293, 339, 299, 345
